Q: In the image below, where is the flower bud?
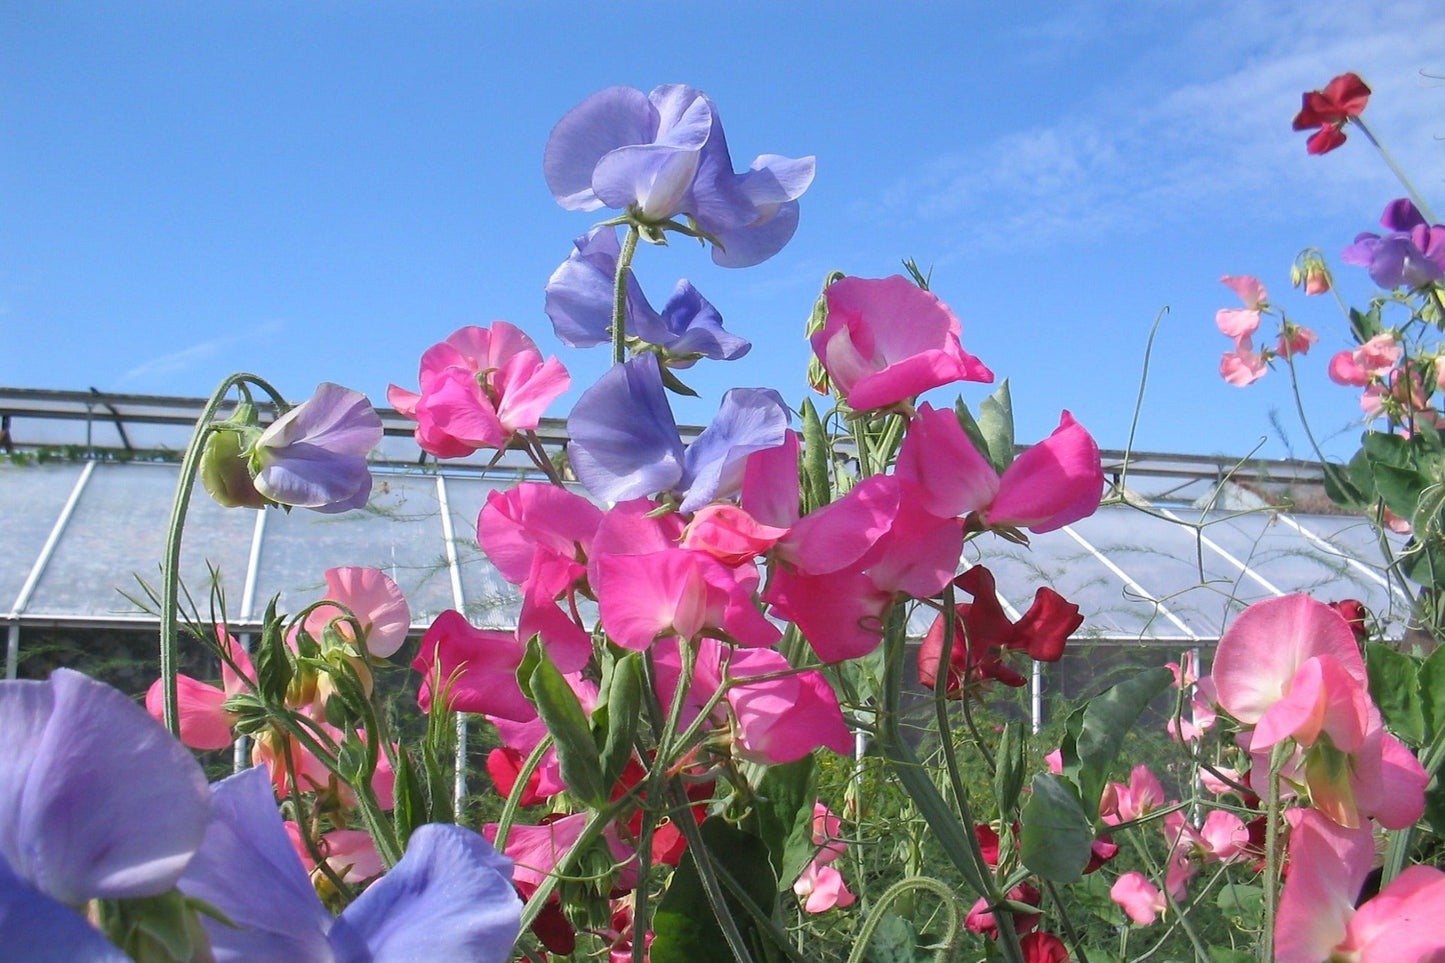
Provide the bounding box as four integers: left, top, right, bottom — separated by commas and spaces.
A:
199, 405, 268, 509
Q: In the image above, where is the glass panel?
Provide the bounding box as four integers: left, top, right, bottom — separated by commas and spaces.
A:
251, 473, 455, 625
0, 462, 85, 610
26, 463, 254, 619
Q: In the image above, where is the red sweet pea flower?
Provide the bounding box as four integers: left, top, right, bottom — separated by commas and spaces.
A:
1291, 72, 1370, 155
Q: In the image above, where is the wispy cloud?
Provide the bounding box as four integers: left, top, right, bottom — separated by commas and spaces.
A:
120, 319, 284, 382
861, 0, 1445, 253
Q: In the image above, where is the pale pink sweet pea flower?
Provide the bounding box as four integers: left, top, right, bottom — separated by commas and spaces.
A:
388, 322, 570, 458
1215, 275, 1267, 341
681, 503, 789, 566
304, 567, 411, 659
1220, 339, 1268, 386
811, 803, 847, 865
809, 275, 992, 411
145, 629, 256, 751
1277, 325, 1318, 358
1277, 808, 1445, 963
1100, 765, 1165, 825
1110, 872, 1166, 925
1328, 333, 1402, 386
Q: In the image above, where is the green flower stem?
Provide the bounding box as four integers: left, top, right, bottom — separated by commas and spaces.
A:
846, 877, 963, 963
875, 610, 1025, 963
159, 372, 287, 736
1351, 117, 1439, 225
612, 224, 641, 365
1259, 743, 1287, 963
491, 734, 554, 851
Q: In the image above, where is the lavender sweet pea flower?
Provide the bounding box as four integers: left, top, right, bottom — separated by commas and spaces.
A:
250, 382, 383, 513
0, 669, 211, 955
180, 766, 522, 963
545, 226, 749, 364
544, 85, 814, 267
1341, 198, 1445, 290
568, 354, 790, 508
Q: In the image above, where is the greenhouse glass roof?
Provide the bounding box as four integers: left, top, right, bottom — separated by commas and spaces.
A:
1, 387, 1418, 679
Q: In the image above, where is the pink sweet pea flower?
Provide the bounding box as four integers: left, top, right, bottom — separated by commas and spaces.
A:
1215, 275, 1267, 341
966, 884, 1041, 938
1328, 333, 1401, 386
388, 322, 570, 458
1021, 933, 1070, 963
304, 567, 411, 659
811, 803, 848, 865
809, 275, 993, 411
1220, 339, 1268, 386
412, 610, 534, 722
681, 503, 788, 566
1100, 765, 1165, 825
1276, 808, 1445, 963
793, 860, 856, 913
896, 404, 1104, 534
1111, 872, 1166, 925
1277, 324, 1318, 358
145, 629, 256, 751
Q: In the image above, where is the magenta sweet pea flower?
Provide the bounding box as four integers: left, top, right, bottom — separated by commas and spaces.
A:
412, 610, 535, 722
544, 226, 749, 363
544, 85, 814, 267
1, 669, 211, 956
250, 382, 383, 513
810, 275, 993, 411
389, 323, 570, 459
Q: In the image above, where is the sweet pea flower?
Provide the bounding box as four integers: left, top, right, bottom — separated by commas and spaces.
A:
1211, 594, 1428, 829
1215, 275, 1267, 342
1276, 808, 1445, 963
567, 353, 790, 511
304, 567, 411, 659
1, 669, 212, 958
1100, 765, 1165, 825
545, 84, 814, 267
544, 226, 749, 363
145, 629, 256, 751
388, 323, 570, 459
1021, 933, 1070, 963
918, 565, 1082, 692
1341, 198, 1445, 290
895, 403, 1104, 534
966, 883, 1041, 938
1291, 72, 1370, 155
810, 275, 993, 411
181, 766, 521, 963
793, 860, 856, 913
412, 610, 534, 721
1220, 340, 1268, 386
251, 382, 383, 513
1110, 872, 1166, 925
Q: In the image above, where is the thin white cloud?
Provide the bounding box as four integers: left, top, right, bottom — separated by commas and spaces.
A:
120, 319, 284, 382
864, 0, 1445, 252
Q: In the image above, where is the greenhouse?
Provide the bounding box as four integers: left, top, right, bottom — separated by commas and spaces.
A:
2, 385, 1416, 724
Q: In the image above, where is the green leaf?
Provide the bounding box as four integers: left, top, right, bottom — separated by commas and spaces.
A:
526, 643, 607, 807
800, 398, 832, 514
1365, 642, 1425, 745
1216, 883, 1265, 930
391, 746, 424, 845
1322, 459, 1367, 511
598, 651, 642, 789
753, 756, 817, 886
651, 817, 779, 963
1372, 463, 1429, 521
978, 380, 1015, 475
1349, 305, 1381, 343
1072, 666, 1174, 814
1418, 645, 1445, 736
1423, 781, 1445, 836
954, 399, 993, 470
993, 722, 1026, 818
861, 914, 926, 963
1020, 774, 1094, 882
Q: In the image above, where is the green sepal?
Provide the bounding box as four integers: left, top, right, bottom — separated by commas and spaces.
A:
800, 397, 832, 514
978, 380, 1014, 476
993, 721, 1026, 818
525, 637, 607, 807
598, 651, 643, 789
954, 399, 993, 471
253, 596, 293, 704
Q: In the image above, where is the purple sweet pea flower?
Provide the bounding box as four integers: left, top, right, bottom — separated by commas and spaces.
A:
544, 85, 814, 267
544, 226, 749, 364
0, 669, 211, 955
250, 382, 384, 513
1340, 198, 1445, 290
180, 766, 522, 963
567, 354, 790, 508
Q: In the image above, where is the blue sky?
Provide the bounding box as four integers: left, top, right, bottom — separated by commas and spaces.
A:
3, 0, 1444, 462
